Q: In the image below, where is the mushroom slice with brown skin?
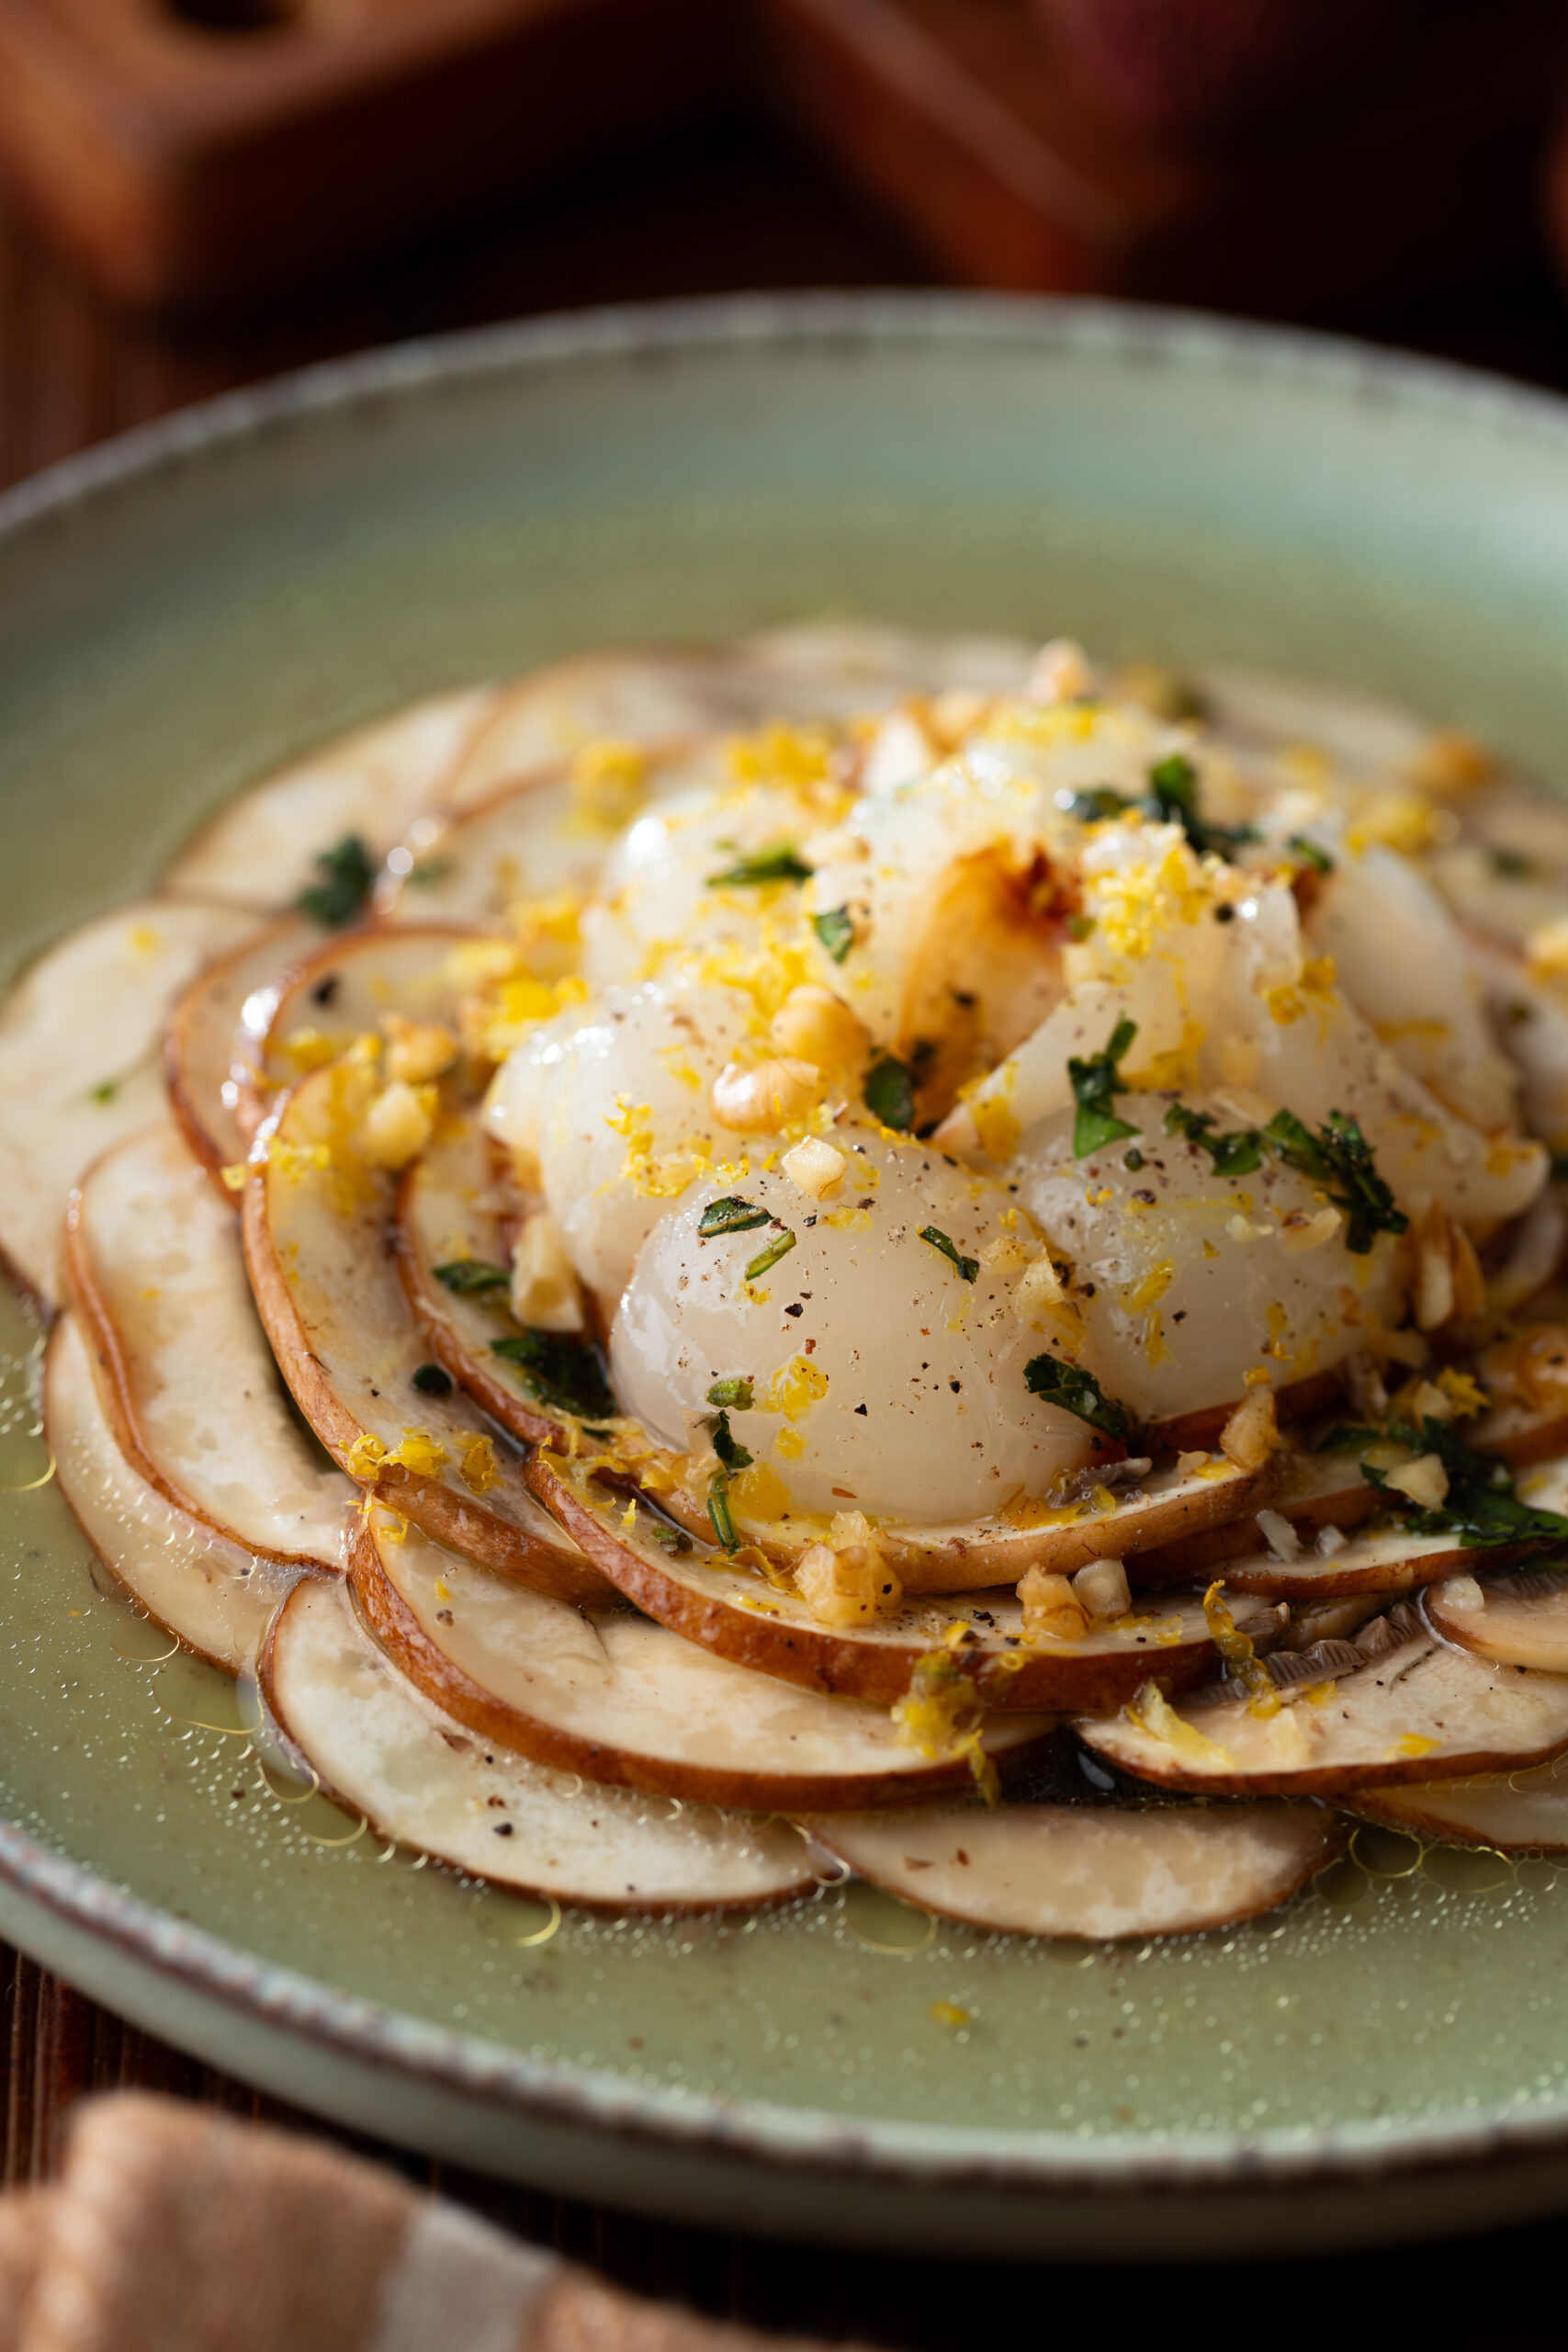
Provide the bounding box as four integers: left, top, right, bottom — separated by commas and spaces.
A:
802, 1798, 1348, 1941
0, 897, 258, 1309
395, 1114, 560, 1446
1354, 1757, 1568, 1853
641, 1452, 1277, 1597
1427, 1564, 1568, 1673
163, 687, 497, 910
1130, 1449, 1382, 1583
164, 913, 319, 1186
46, 1315, 291, 1676
260, 1576, 816, 1912
66, 1120, 354, 1570
1134, 1507, 1550, 1602
241, 1059, 613, 1607
525, 1450, 1287, 1711
1077, 1601, 1568, 1797
350, 1511, 1053, 1810
233, 922, 477, 1143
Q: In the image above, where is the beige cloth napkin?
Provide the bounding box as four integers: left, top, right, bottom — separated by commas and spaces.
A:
0, 2094, 837, 2352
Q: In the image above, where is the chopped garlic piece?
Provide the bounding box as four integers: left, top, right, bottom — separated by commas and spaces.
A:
1278, 1205, 1341, 1254
1018, 1565, 1089, 1642
1437, 1572, 1483, 1613
1219, 1385, 1278, 1473
361, 1080, 434, 1170
1072, 1555, 1130, 1618
510, 1211, 585, 1334
709, 1057, 822, 1134
1384, 1452, 1450, 1511
1256, 1509, 1301, 1564
781, 1135, 847, 1201
382, 1012, 457, 1084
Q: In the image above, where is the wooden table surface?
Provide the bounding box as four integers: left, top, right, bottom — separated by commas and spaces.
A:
6, 98, 1568, 2327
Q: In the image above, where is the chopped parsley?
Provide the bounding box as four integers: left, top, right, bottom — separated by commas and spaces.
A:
649, 1522, 694, 1554
707, 1481, 739, 1552
1023, 1353, 1132, 1441
706, 1409, 753, 1475
919, 1226, 978, 1283
1287, 835, 1334, 874
1490, 847, 1536, 879
1261, 1108, 1407, 1255
863, 1054, 917, 1131
1145, 754, 1258, 858
1364, 1416, 1568, 1548
1065, 786, 1130, 823
1164, 1102, 1265, 1176
743, 1227, 796, 1280
812, 906, 855, 964
298, 832, 376, 929
697, 1195, 771, 1237
89, 1079, 118, 1103
411, 1363, 453, 1397
1314, 1424, 1384, 1454
490, 1329, 616, 1419
1067, 1016, 1140, 1157
706, 1375, 754, 1409
434, 1259, 511, 1295
706, 843, 812, 889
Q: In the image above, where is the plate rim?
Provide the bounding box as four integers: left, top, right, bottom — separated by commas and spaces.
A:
6, 285, 1568, 2204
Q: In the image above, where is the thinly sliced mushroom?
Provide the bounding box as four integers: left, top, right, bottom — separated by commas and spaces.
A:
395, 1116, 556, 1443
163, 688, 497, 910
0, 898, 257, 1307
46, 1315, 291, 1674
261, 1575, 816, 1911
1078, 1602, 1568, 1796
67, 1121, 353, 1569
525, 1450, 1286, 1710
1354, 1758, 1568, 1853
1427, 1565, 1568, 1674
242, 1061, 611, 1605
234, 922, 477, 1141
1131, 1449, 1381, 1582
804, 1797, 1347, 1940
164, 913, 320, 1184
1138, 1511, 1543, 1601
439, 628, 1032, 818
351, 1513, 1052, 1809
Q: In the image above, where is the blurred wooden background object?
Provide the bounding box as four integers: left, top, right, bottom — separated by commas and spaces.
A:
0, 0, 1565, 317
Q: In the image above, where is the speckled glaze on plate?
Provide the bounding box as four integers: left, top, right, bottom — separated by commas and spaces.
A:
6, 295, 1568, 2259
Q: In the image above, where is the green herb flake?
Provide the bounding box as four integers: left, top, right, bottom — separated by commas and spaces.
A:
919, 1225, 979, 1283
697, 1195, 771, 1237
1067, 1016, 1140, 1158
649, 1523, 694, 1554
706, 843, 813, 889
298, 832, 376, 929
1023, 1353, 1132, 1440
1065, 786, 1129, 824
1364, 1415, 1568, 1548
1122, 1147, 1145, 1171
1490, 847, 1535, 879
89, 1080, 118, 1104
743, 1227, 796, 1281
1314, 1424, 1385, 1454
1144, 754, 1258, 858
434, 1259, 511, 1295
1262, 1108, 1407, 1255
863, 1054, 917, 1132
707, 1480, 739, 1552
1163, 1101, 1265, 1176
490, 1329, 616, 1419
706, 1375, 754, 1409
411, 1363, 453, 1397
707, 1408, 754, 1475
812, 906, 855, 964
1287, 835, 1334, 875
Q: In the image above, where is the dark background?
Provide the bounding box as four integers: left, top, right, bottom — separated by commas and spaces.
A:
5, 20, 1568, 2335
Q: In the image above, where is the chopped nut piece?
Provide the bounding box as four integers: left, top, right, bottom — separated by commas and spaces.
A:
361, 1080, 434, 1170
1404, 730, 1495, 797
1256, 1509, 1301, 1564
795, 1516, 901, 1627
709, 1057, 822, 1134
1072, 1556, 1130, 1618
1012, 1253, 1067, 1317
1437, 1572, 1483, 1613
510, 1210, 585, 1334
381, 1012, 457, 1085
770, 984, 868, 1075
1219, 1385, 1278, 1472
781, 1135, 847, 1201
1384, 1452, 1450, 1511
1411, 1194, 1485, 1331
1026, 637, 1093, 706
1018, 1565, 1089, 1643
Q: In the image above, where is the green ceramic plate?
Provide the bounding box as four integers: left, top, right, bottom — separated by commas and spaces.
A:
6, 295, 1568, 2259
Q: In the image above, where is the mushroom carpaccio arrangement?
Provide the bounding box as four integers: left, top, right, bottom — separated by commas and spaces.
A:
11, 620, 1568, 1944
